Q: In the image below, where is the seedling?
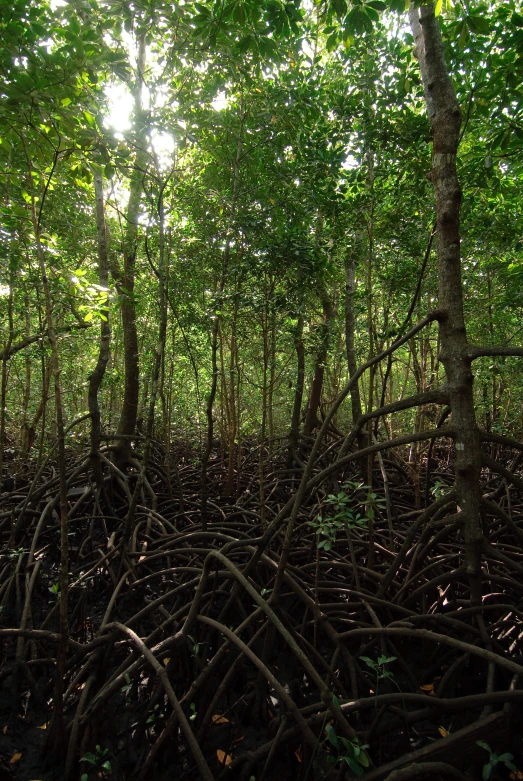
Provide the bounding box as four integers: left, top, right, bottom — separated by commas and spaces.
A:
48, 582, 60, 596
360, 655, 398, 693
7, 547, 27, 560
326, 725, 370, 777
309, 482, 385, 551
431, 479, 449, 499
188, 634, 200, 656
189, 702, 197, 721
120, 673, 132, 696
80, 744, 112, 778
476, 740, 517, 780
146, 703, 164, 725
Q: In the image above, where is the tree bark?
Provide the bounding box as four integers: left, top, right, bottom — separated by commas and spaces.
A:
113, 34, 147, 466
303, 281, 335, 436
410, 3, 484, 597
344, 247, 366, 450
287, 315, 305, 467
88, 172, 111, 485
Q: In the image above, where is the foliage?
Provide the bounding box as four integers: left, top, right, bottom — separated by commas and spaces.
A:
326, 726, 370, 776
476, 741, 518, 781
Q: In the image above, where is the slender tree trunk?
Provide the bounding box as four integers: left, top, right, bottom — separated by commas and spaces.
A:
0, 269, 14, 489
344, 248, 365, 448
25, 150, 69, 751
88, 172, 111, 485
200, 97, 245, 523
410, 3, 484, 598
268, 306, 276, 456
287, 315, 305, 467
122, 173, 169, 548
113, 34, 147, 466
225, 303, 238, 496
20, 295, 32, 462
303, 282, 335, 436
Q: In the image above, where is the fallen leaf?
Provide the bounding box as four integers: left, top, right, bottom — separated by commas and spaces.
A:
509, 773, 523, 780
9, 752, 22, 764
420, 684, 434, 692
217, 749, 232, 766
2, 726, 6, 734
163, 658, 170, 665
438, 727, 449, 738
212, 714, 229, 724
295, 747, 303, 763
37, 723, 47, 730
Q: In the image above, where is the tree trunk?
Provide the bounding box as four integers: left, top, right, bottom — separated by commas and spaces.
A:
0, 268, 14, 490
303, 282, 335, 436
88, 172, 111, 485
287, 315, 305, 467
113, 34, 147, 466
24, 148, 69, 751
344, 248, 366, 450
410, 2, 484, 597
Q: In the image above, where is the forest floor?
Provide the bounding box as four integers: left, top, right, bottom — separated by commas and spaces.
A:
0, 439, 522, 781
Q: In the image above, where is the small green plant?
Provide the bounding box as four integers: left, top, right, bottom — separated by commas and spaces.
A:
309, 482, 385, 550
360, 655, 398, 693
80, 744, 112, 779
326, 725, 370, 777
189, 702, 197, 721
7, 547, 27, 560
146, 703, 164, 725
48, 582, 60, 596
476, 740, 517, 780
120, 673, 132, 696
188, 634, 200, 656
431, 479, 449, 499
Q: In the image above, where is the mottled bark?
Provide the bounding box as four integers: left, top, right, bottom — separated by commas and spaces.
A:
410, 3, 484, 595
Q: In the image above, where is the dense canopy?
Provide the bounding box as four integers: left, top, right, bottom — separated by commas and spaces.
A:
1, 1, 523, 779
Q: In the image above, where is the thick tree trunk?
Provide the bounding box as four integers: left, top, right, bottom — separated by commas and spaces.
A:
410, 3, 484, 596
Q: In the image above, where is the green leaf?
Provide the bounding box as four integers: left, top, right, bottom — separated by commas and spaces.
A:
326, 725, 339, 749
344, 756, 365, 776
476, 741, 491, 753
435, 0, 443, 16
359, 750, 370, 767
